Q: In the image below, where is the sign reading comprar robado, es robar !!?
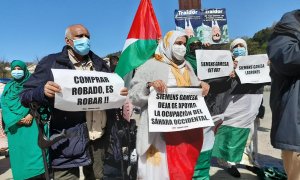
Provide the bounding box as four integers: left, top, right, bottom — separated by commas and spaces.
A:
52, 69, 126, 111
148, 87, 214, 132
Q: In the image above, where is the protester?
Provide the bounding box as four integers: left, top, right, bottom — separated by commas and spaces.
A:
109, 56, 119, 72
212, 38, 264, 177
103, 57, 110, 67
129, 30, 209, 179
0, 81, 8, 156
20, 24, 128, 179
267, 9, 300, 180
0, 118, 8, 155
2, 60, 45, 180
185, 36, 209, 74
185, 36, 231, 179
102, 55, 138, 179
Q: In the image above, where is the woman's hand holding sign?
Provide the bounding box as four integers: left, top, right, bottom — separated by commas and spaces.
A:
200, 81, 210, 97
44, 81, 61, 98
147, 80, 167, 93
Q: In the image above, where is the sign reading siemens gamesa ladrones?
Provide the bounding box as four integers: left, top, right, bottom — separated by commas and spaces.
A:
235, 54, 271, 84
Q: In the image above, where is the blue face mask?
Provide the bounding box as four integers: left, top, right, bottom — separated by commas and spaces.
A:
11, 70, 24, 80
232, 47, 246, 57
73, 37, 90, 56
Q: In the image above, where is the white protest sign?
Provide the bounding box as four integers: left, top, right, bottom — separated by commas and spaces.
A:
148, 87, 214, 132
52, 69, 126, 111
196, 50, 233, 80
235, 54, 271, 84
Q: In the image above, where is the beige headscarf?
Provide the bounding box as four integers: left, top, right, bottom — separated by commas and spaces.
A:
154, 30, 191, 86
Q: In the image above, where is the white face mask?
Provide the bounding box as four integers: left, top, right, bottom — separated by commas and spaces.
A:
172, 44, 186, 61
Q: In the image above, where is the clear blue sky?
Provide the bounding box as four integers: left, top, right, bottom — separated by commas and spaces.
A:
1, 0, 299, 62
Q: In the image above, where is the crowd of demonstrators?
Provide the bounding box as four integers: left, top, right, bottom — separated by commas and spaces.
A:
20, 24, 128, 180
0, 11, 297, 180
0, 36, 267, 180
1, 60, 45, 180
267, 9, 300, 180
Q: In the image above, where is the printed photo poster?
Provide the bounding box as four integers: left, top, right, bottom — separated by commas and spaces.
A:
148, 87, 214, 132
196, 50, 233, 80
174, 8, 229, 44
235, 54, 271, 84
52, 69, 126, 111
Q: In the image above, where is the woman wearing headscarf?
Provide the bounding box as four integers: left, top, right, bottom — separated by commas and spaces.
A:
129, 30, 209, 180
212, 38, 264, 178
185, 36, 232, 179
185, 36, 202, 74
1, 60, 45, 179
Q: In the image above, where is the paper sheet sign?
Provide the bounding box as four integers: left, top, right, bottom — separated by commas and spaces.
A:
235, 54, 271, 84
52, 69, 126, 111
148, 87, 214, 132
196, 50, 233, 80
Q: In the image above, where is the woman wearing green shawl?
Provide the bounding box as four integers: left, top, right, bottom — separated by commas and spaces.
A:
185, 37, 214, 179
1, 60, 44, 179
185, 36, 203, 75
185, 37, 233, 179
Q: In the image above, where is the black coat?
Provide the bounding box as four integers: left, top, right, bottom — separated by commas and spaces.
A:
204, 75, 264, 117
204, 76, 233, 116
267, 10, 300, 151
21, 46, 110, 168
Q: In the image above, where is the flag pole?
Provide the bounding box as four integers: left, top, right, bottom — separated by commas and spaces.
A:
178, 0, 201, 9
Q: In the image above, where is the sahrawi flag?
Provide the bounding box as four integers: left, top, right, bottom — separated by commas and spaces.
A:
115, 0, 161, 78
212, 96, 262, 164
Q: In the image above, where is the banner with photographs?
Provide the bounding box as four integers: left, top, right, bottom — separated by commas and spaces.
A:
174, 8, 229, 44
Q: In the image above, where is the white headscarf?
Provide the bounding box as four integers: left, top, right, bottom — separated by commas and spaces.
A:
230, 38, 248, 55
156, 30, 187, 60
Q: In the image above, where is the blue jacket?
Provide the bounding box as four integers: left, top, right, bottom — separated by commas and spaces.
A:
21, 46, 110, 168
267, 10, 300, 151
